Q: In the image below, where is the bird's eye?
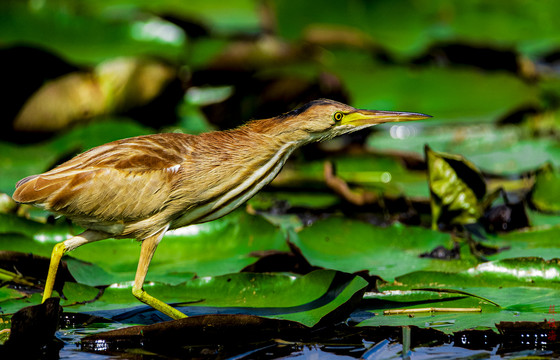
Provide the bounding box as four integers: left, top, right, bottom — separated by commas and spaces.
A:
333, 112, 344, 122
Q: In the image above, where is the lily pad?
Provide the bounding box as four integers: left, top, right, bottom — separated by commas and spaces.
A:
0, 214, 76, 256
84, 0, 261, 34
531, 164, 560, 213
0, 210, 289, 287
386, 258, 560, 290
482, 226, 560, 261
359, 290, 551, 334
328, 58, 538, 123
70, 210, 288, 283
528, 209, 560, 228
369, 125, 560, 174
276, 0, 560, 58
58, 270, 368, 327
359, 258, 560, 333
0, 2, 186, 65
293, 217, 474, 281
0, 287, 25, 303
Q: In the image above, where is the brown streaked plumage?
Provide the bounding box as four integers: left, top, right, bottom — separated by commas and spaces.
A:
13, 99, 431, 320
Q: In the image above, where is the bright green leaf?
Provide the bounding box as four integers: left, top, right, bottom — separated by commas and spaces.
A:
532, 164, 560, 213
0, 3, 186, 65
482, 226, 560, 261
66, 210, 288, 284
386, 258, 560, 290
364, 257, 560, 332
276, 0, 560, 58
59, 270, 367, 327
293, 218, 470, 281
329, 59, 538, 123
369, 125, 560, 175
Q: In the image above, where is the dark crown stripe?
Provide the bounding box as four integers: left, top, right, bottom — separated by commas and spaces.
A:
276, 99, 334, 120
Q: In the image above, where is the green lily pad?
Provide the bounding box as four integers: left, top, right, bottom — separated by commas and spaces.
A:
323, 154, 427, 198
0, 2, 186, 65
386, 258, 560, 290
0, 210, 289, 287
0, 234, 56, 263
293, 217, 474, 281
482, 226, 560, 261
369, 125, 560, 174
359, 289, 550, 334
0, 287, 26, 303
249, 192, 340, 212
528, 209, 560, 228
0, 292, 41, 316
328, 57, 538, 123
276, 0, 560, 58
465, 258, 560, 285
369, 124, 522, 155
0, 213, 74, 244
275, 0, 436, 57
57, 270, 367, 327
359, 258, 560, 333
464, 140, 560, 175
532, 164, 560, 213
84, 0, 261, 34
70, 210, 288, 283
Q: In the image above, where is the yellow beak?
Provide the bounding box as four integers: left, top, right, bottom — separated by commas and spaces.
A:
340, 109, 431, 127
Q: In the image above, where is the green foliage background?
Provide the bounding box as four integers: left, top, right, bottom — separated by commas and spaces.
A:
1, 0, 560, 355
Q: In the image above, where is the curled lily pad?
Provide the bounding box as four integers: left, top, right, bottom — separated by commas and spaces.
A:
426, 146, 494, 229
14, 58, 178, 132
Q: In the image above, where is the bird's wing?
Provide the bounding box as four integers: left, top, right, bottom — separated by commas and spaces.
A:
13, 133, 194, 223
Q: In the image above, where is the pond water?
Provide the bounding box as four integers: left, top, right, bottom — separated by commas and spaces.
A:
52, 322, 558, 359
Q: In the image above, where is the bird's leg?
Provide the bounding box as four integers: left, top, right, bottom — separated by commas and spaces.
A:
42, 230, 107, 303
132, 229, 188, 320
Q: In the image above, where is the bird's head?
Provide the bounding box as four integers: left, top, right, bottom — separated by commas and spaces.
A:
273, 99, 431, 143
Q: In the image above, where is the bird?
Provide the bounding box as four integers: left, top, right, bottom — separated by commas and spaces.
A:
12, 99, 430, 320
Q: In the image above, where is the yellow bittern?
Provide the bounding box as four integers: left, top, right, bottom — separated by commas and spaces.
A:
13, 99, 430, 320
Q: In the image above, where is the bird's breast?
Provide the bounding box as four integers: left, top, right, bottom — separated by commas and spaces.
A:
170, 141, 297, 228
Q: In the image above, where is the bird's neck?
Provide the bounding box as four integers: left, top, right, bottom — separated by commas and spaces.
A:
171, 121, 302, 226
242, 116, 313, 148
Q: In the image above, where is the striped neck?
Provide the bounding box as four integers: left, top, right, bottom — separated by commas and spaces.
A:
170, 129, 299, 228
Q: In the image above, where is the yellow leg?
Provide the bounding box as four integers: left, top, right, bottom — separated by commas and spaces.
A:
132, 229, 187, 320
42, 242, 66, 303
42, 230, 107, 303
